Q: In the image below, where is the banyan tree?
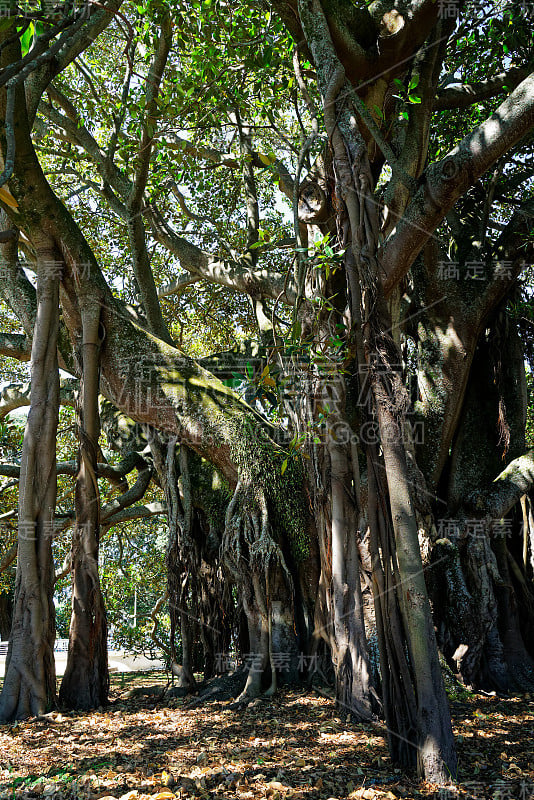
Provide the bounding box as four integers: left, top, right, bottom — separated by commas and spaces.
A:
0, 0, 533, 786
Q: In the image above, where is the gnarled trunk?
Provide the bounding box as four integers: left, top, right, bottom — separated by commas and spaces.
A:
0, 252, 59, 721
432, 315, 534, 692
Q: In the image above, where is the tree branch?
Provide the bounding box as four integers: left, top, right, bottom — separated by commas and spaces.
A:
100, 460, 153, 522
129, 12, 172, 208
148, 206, 298, 304
0, 543, 17, 573
0, 333, 30, 361
101, 501, 167, 529
433, 66, 532, 111
25, 0, 125, 122
159, 133, 295, 200
468, 450, 534, 521
381, 71, 534, 295
41, 88, 297, 305
0, 449, 148, 496
0, 378, 77, 419
157, 272, 201, 298
123, 17, 173, 341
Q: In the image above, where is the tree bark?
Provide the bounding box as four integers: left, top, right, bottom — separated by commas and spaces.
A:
328, 417, 373, 720
370, 347, 457, 781
430, 317, 534, 691
0, 249, 59, 721
296, 0, 457, 780
0, 591, 12, 641
59, 301, 109, 710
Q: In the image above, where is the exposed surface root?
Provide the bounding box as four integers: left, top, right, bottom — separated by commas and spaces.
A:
184, 670, 247, 709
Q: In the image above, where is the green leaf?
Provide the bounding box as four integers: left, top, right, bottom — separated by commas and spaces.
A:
372, 104, 384, 120
281, 459, 288, 475
20, 23, 34, 57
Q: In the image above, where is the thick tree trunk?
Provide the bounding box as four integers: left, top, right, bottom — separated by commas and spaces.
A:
60, 303, 109, 710
366, 447, 418, 766
432, 316, 534, 691
371, 353, 457, 781
329, 421, 373, 720
163, 441, 198, 693
0, 592, 12, 640
223, 483, 302, 702
0, 253, 59, 721
293, 1, 457, 780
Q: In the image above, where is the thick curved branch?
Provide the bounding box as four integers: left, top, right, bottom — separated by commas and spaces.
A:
0, 378, 77, 419
149, 206, 297, 304
434, 67, 532, 111
25, 0, 125, 120
102, 501, 167, 529
382, 18, 453, 238
0, 333, 30, 361
123, 14, 173, 344
0, 382, 32, 418
100, 461, 152, 522
468, 450, 534, 521
0, 218, 36, 340
126, 211, 173, 343
157, 273, 201, 299
57, 1, 126, 75
0, 543, 17, 573
381, 71, 534, 295
0, 450, 147, 494
130, 13, 172, 208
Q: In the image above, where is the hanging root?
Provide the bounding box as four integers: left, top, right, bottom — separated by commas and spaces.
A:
222, 482, 297, 706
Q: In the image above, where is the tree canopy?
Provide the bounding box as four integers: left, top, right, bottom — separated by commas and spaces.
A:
0, 0, 533, 787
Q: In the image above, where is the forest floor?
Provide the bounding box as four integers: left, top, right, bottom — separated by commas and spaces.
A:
0, 671, 532, 800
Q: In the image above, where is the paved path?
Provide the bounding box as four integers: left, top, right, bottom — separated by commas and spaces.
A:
0, 650, 165, 677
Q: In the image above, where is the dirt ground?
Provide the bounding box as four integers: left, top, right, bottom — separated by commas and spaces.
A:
0, 672, 532, 800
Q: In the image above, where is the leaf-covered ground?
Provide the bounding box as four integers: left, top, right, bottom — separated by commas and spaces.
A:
0, 672, 533, 800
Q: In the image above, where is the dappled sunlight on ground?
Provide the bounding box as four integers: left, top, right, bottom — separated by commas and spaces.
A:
0, 672, 532, 800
